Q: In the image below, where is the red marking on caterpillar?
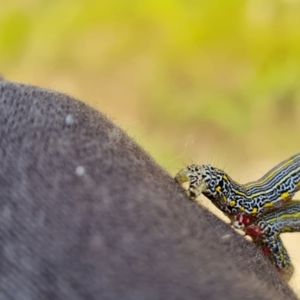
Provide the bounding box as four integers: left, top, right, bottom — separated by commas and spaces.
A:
245, 225, 263, 239
235, 214, 253, 226
261, 245, 271, 256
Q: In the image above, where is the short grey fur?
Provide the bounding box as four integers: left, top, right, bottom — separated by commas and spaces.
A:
0, 79, 296, 300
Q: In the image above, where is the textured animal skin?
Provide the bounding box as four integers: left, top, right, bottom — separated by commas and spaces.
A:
0, 79, 297, 300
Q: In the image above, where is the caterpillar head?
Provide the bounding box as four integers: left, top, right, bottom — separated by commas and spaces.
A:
175, 164, 225, 200
175, 164, 208, 200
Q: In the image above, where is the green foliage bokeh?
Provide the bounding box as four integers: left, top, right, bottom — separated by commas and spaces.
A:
2, 0, 300, 173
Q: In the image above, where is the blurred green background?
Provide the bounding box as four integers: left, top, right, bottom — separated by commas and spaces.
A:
2, 0, 300, 177
2, 0, 300, 291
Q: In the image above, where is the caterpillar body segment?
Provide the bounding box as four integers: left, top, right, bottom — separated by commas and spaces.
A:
243, 152, 300, 193
245, 201, 300, 240
257, 237, 294, 282
245, 201, 300, 282
175, 153, 300, 228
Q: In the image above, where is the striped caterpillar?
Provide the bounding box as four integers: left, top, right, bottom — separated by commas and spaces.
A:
175, 153, 300, 228
175, 153, 300, 280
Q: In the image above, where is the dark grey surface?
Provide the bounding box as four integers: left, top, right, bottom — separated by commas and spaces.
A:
0, 80, 297, 300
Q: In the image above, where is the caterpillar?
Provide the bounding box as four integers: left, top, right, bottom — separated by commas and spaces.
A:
175, 154, 300, 280
175, 153, 300, 229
